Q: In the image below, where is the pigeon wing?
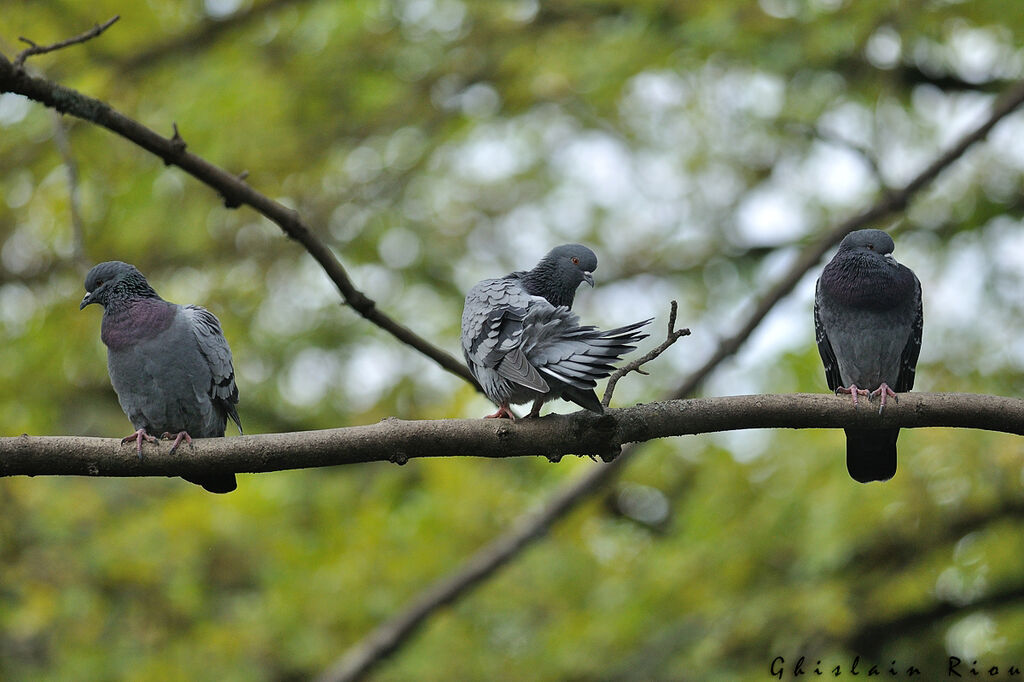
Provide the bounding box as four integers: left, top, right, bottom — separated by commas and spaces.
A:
814, 278, 842, 392
461, 279, 549, 393
183, 305, 242, 433
895, 275, 923, 393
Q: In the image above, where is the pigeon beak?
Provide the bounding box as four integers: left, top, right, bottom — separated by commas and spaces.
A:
883, 253, 898, 266
80, 292, 92, 310
582, 271, 594, 287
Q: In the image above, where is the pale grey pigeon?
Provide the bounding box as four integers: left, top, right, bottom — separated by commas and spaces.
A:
462, 244, 651, 419
81, 261, 242, 493
814, 229, 923, 483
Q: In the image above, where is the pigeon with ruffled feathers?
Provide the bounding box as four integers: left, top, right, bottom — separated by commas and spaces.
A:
814, 229, 923, 483
81, 261, 242, 493
462, 244, 651, 419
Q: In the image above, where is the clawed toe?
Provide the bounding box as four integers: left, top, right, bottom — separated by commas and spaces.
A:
121, 428, 158, 459
162, 430, 194, 455
870, 383, 898, 414
837, 383, 900, 414
836, 384, 870, 407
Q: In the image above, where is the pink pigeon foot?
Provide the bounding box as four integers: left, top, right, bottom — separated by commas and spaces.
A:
484, 405, 516, 420
161, 430, 194, 455
870, 383, 898, 415
121, 428, 158, 459
836, 384, 871, 407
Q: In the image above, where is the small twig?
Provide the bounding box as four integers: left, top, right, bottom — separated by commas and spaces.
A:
602, 301, 690, 407
51, 112, 89, 270
15, 16, 120, 69
169, 122, 187, 155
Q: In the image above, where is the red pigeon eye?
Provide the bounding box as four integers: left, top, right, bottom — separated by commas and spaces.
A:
571, 257, 580, 265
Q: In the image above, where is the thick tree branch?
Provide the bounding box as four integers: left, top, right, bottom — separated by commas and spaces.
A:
0, 45, 480, 390
1, 392, 1020, 479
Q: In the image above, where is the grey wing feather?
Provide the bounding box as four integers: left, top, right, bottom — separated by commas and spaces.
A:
814, 279, 842, 392
184, 305, 242, 433
461, 278, 649, 406
462, 279, 550, 393
895, 275, 923, 393
522, 310, 651, 390
495, 347, 550, 392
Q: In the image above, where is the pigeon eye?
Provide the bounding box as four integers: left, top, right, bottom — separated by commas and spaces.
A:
571, 257, 580, 265
95, 279, 104, 286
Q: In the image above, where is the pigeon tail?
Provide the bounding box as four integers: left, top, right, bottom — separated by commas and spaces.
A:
183, 473, 237, 494
844, 428, 898, 483
561, 386, 604, 414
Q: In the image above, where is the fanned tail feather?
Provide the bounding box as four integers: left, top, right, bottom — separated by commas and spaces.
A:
538, 318, 653, 397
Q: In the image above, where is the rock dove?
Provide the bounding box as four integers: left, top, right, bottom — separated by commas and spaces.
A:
80, 261, 242, 493
814, 229, 923, 483
461, 244, 651, 419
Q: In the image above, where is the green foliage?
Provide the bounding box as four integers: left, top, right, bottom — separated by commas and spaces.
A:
2, 0, 1024, 679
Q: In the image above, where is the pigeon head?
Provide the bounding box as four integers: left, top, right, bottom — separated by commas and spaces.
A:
520, 244, 598, 307
80, 261, 159, 310
837, 229, 896, 261
824, 229, 913, 310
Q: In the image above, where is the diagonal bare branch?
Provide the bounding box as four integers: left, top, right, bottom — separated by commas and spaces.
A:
14, 16, 120, 68
0, 49, 480, 390
312, 448, 635, 682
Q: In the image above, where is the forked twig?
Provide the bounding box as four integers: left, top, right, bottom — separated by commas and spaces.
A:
15, 16, 120, 69
602, 301, 690, 407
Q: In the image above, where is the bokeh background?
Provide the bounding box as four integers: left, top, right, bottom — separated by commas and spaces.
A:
2, 1, 1024, 679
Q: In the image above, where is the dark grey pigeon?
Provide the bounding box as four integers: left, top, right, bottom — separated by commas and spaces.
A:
461, 244, 651, 419
814, 229, 923, 483
81, 261, 242, 494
